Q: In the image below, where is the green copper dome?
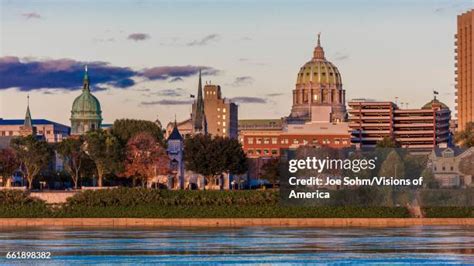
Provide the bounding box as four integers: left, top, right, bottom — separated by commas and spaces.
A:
71, 90, 102, 120
421, 98, 449, 110
70, 66, 103, 135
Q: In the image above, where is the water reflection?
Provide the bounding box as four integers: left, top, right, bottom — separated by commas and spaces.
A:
0, 226, 473, 264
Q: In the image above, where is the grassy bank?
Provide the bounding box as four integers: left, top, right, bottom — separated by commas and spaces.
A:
0, 189, 471, 218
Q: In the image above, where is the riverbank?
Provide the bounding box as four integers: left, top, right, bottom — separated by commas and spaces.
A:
1, 218, 473, 228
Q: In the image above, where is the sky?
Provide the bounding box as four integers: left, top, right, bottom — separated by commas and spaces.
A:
0, 0, 472, 126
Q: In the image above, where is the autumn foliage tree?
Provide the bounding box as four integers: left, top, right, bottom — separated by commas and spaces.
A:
124, 132, 169, 186
0, 148, 19, 187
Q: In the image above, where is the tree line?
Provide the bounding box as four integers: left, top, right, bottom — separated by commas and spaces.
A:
0, 119, 248, 189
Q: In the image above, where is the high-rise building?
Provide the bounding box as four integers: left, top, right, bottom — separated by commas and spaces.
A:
348, 98, 451, 152
170, 70, 238, 139
70, 66, 103, 135
456, 9, 474, 131
203, 83, 238, 139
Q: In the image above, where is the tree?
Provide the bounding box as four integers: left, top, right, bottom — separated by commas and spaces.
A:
10, 136, 53, 189
459, 152, 474, 177
0, 148, 19, 187
455, 122, 474, 148
111, 119, 164, 146
420, 168, 438, 189
260, 158, 280, 188
56, 137, 86, 189
378, 150, 405, 178
184, 135, 248, 189
376, 136, 401, 148
84, 130, 122, 187
124, 132, 169, 187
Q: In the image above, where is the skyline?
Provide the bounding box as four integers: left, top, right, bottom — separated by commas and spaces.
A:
1, 0, 473, 125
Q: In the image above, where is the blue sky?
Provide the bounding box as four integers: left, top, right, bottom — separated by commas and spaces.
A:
0, 0, 472, 125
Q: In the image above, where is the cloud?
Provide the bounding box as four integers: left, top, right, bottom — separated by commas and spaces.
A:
170, 77, 183, 82
154, 88, 186, 97
21, 12, 41, 19
93, 37, 115, 43
333, 52, 349, 61
241, 36, 252, 41
127, 33, 150, 41
231, 97, 267, 104
141, 99, 193, 106
0, 56, 219, 91
238, 58, 266, 66
229, 76, 254, 87
140, 65, 219, 80
0, 56, 136, 91
265, 93, 284, 97
187, 34, 220, 46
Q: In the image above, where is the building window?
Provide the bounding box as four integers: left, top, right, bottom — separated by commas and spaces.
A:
303, 139, 308, 145
218, 121, 221, 125
342, 140, 348, 145
312, 139, 318, 144
1, 131, 4, 136
442, 166, 445, 171
293, 139, 299, 144
248, 137, 254, 144
271, 149, 278, 155
335, 139, 340, 145
256, 149, 261, 155
223, 121, 226, 127
264, 138, 270, 144
263, 149, 269, 155
223, 128, 226, 133
247, 149, 254, 154
271, 138, 277, 144
217, 108, 221, 112
223, 108, 226, 113
223, 115, 226, 119
256, 138, 262, 144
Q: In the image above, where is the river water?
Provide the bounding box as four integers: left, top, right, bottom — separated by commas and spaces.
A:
0, 226, 473, 264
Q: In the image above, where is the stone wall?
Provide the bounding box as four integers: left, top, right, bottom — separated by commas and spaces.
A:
0, 218, 472, 228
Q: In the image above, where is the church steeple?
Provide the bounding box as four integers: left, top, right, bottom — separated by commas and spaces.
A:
192, 69, 206, 133
24, 95, 32, 128
83, 65, 90, 92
